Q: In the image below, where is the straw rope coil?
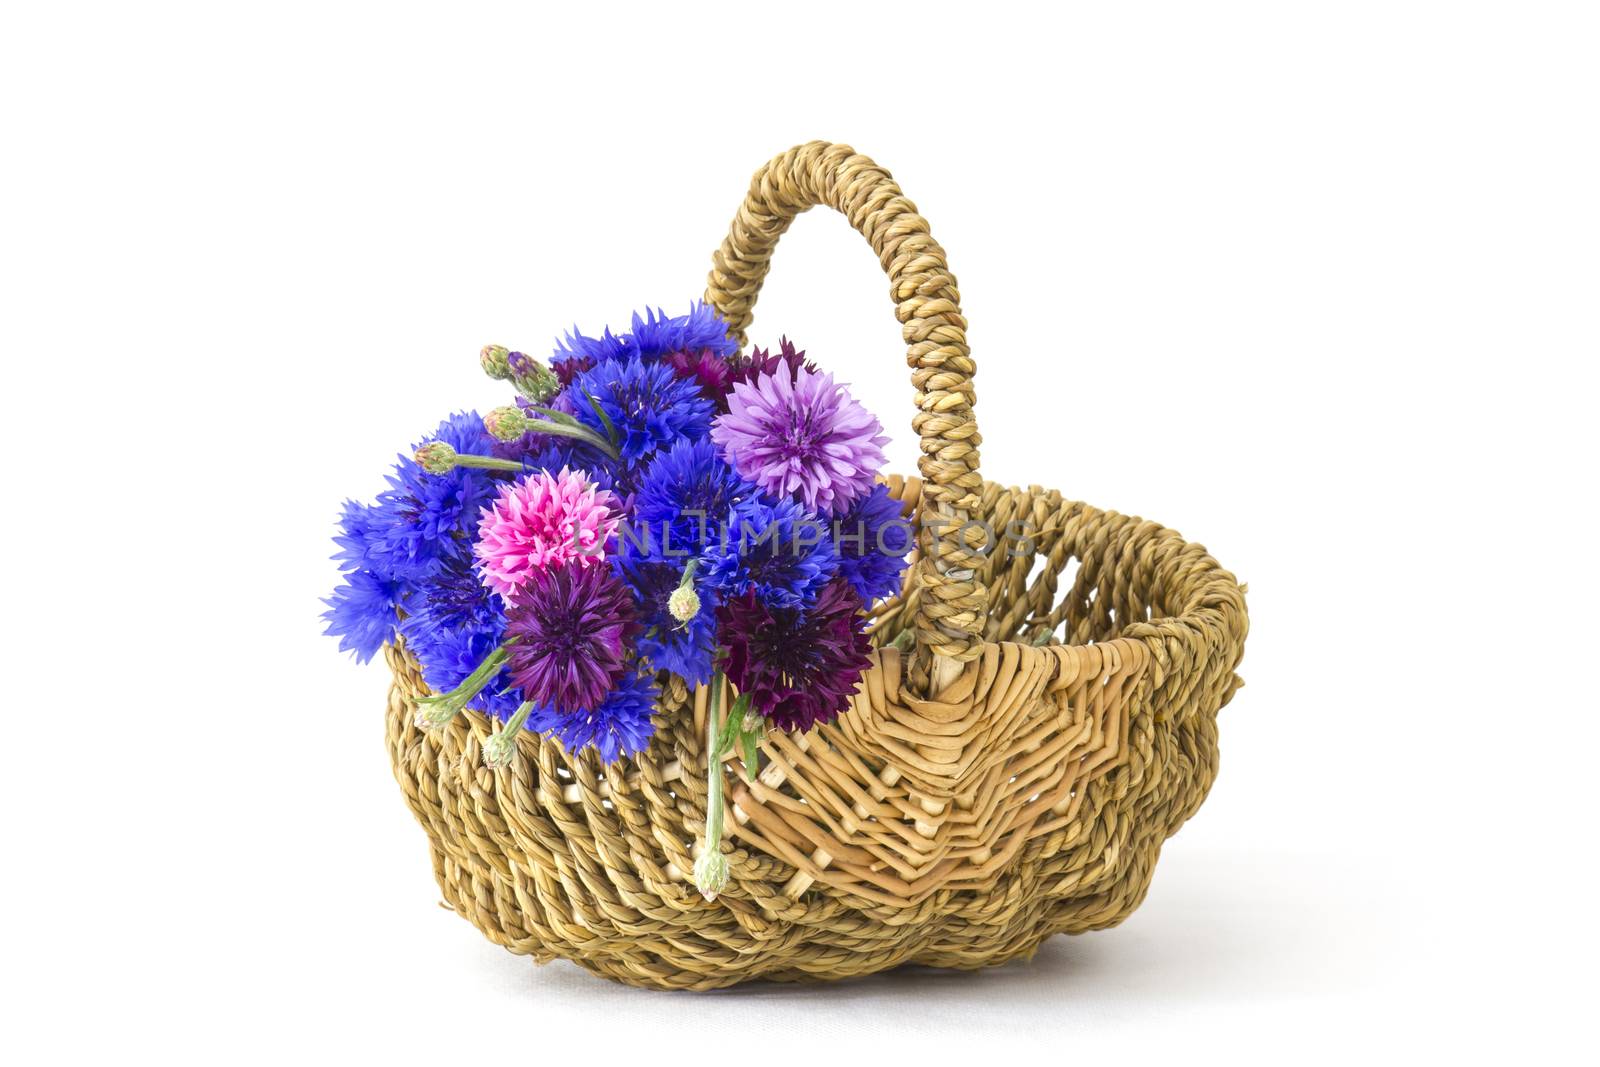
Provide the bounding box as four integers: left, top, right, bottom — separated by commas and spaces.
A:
383, 143, 1248, 989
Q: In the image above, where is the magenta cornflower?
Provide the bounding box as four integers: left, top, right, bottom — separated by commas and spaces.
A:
474, 468, 620, 599
711, 366, 889, 515
665, 348, 733, 401
505, 563, 638, 714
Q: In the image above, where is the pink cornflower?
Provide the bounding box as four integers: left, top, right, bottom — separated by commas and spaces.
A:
474, 468, 620, 599
711, 366, 890, 515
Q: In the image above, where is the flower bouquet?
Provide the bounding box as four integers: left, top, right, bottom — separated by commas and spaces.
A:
323, 143, 1246, 990
326, 303, 914, 898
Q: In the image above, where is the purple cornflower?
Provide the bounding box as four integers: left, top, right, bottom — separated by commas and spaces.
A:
711, 366, 889, 515
505, 563, 638, 714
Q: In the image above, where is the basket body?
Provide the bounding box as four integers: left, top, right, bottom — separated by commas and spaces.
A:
384, 478, 1246, 989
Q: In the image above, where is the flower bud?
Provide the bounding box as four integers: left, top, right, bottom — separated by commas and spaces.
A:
694, 848, 729, 902
668, 584, 700, 623
414, 693, 464, 729
480, 344, 512, 380
483, 405, 530, 442
507, 351, 559, 403
414, 441, 459, 474
482, 701, 533, 769
668, 559, 701, 624
481, 729, 516, 769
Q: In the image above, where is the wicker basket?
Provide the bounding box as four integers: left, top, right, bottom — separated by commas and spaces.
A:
384, 142, 1248, 990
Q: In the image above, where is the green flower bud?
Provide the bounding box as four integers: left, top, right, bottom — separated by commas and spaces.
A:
482, 701, 534, 769
481, 730, 515, 768
668, 559, 701, 624
483, 405, 530, 442
480, 344, 512, 380
414, 693, 465, 729
414, 440, 459, 474
694, 848, 729, 902
507, 351, 559, 403
668, 584, 700, 623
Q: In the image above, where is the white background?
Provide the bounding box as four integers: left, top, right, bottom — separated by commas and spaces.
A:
3, 2, 1596, 1062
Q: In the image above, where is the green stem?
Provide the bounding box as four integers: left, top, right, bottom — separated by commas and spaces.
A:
452, 411, 620, 469
694, 672, 735, 899
526, 405, 580, 427
705, 675, 725, 849
523, 418, 621, 462
449, 453, 534, 472
417, 644, 511, 727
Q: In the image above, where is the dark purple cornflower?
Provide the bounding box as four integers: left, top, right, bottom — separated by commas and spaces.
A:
724, 337, 815, 392
552, 354, 595, 389
505, 563, 638, 714
717, 577, 873, 732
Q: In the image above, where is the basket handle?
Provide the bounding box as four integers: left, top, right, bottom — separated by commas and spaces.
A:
704, 141, 987, 684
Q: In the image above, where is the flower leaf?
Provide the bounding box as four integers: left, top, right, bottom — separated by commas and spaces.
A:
717, 693, 746, 760
520, 417, 621, 462
583, 390, 618, 446
526, 405, 580, 427
740, 722, 760, 783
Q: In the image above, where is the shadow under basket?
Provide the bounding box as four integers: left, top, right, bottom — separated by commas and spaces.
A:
382, 143, 1249, 990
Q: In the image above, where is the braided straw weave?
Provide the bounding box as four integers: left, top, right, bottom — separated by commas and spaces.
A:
384, 143, 1248, 989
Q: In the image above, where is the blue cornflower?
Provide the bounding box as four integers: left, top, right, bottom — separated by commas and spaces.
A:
832, 484, 914, 603
526, 669, 658, 763
400, 553, 522, 718
615, 557, 719, 686
397, 550, 503, 647
323, 412, 507, 663
330, 499, 390, 574
626, 303, 739, 361
569, 356, 713, 468
368, 411, 505, 580
627, 438, 752, 561
551, 323, 629, 385
322, 568, 408, 663
702, 497, 838, 611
